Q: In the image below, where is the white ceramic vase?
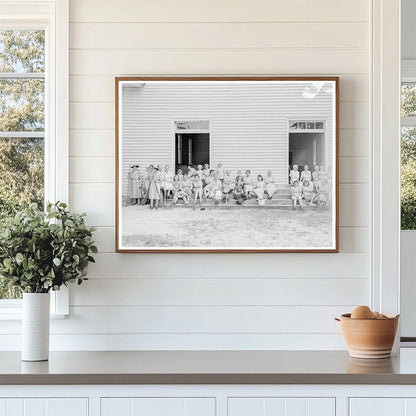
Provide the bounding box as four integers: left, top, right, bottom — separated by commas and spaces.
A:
22, 292, 50, 361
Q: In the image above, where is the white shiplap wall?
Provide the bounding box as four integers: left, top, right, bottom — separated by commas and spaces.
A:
3, 0, 371, 350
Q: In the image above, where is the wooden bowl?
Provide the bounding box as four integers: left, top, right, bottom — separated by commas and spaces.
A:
336, 313, 399, 359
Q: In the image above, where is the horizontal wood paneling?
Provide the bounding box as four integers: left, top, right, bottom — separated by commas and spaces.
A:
69, 75, 369, 103
68, 127, 369, 159
70, 278, 368, 306
70, 157, 114, 183
70, 101, 367, 130
50, 305, 355, 334
339, 157, 369, 183
70, 103, 114, 129
85, 253, 369, 279
339, 227, 369, 252
69, 130, 115, 157
69, 183, 114, 226
69, 49, 368, 76
0, 333, 347, 350
69, 0, 369, 23
70, 22, 368, 49
339, 102, 369, 129
339, 129, 369, 157
339, 184, 369, 227
0, 306, 356, 335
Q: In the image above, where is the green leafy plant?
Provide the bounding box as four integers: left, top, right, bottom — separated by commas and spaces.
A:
0, 202, 97, 293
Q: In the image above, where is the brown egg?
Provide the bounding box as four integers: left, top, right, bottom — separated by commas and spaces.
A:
373, 311, 380, 318
351, 306, 376, 319
378, 314, 388, 319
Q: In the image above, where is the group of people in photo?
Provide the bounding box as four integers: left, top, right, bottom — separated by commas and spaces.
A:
127, 163, 331, 209
289, 164, 331, 208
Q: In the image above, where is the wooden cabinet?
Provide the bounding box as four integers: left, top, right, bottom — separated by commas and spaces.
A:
350, 398, 416, 416
101, 398, 215, 416
0, 398, 88, 416
228, 398, 335, 416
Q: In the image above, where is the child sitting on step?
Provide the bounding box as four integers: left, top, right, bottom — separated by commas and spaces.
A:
291, 180, 304, 209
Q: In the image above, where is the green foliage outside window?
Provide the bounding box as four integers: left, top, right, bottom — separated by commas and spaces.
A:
0, 30, 45, 298
401, 84, 416, 230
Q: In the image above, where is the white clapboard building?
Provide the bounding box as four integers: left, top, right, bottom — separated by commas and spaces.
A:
120, 81, 335, 195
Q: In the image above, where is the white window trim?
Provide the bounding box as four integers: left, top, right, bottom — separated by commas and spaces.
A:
0, 0, 69, 317
371, 0, 401, 328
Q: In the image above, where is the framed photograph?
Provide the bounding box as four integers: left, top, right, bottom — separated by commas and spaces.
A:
115, 77, 339, 253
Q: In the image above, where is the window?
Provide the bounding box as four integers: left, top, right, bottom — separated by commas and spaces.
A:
0, 0, 69, 314
0, 30, 45, 300
401, 80, 416, 230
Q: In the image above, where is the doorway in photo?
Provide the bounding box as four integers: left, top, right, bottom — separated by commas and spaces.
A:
288, 120, 326, 183
174, 121, 210, 173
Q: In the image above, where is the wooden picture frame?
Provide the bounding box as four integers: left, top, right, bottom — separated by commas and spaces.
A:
115, 76, 339, 253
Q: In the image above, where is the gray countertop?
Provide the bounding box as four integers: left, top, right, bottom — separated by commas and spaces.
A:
1, 349, 416, 385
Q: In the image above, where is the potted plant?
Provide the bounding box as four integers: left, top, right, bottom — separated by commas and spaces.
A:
0, 202, 97, 361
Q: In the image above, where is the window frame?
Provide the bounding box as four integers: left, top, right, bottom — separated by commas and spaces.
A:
401, 60, 416, 232
401, 62, 416, 128
0, 0, 69, 317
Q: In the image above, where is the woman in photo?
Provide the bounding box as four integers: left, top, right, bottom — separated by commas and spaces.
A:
317, 178, 330, 206
161, 164, 174, 203
203, 170, 215, 199
302, 180, 317, 206
253, 174, 265, 201
172, 172, 182, 205
222, 170, 234, 203
148, 166, 161, 210
141, 165, 153, 205
289, 164, 300, 185
181, 173, 192, 205
312, 165, 321, 182
127, 165, 142, 205
233, 173, 245, 205
300, 165, 312, 183
319, 165, 328, 182
130, 165, 142, 205
212, 173, 223, 205
265, 170, 276, 199
243, 170, 254, 199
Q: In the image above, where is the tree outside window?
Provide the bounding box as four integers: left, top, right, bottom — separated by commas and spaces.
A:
0, 30, 45, 299
401, 83, 416, 230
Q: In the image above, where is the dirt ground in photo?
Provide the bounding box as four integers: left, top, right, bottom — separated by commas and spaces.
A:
121, 205, 333, 249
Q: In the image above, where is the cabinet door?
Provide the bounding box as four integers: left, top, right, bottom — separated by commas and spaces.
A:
350, 398, 416, 416
101, 398, 215, 416
0, 398, 88, 416
228, 397, 335, 416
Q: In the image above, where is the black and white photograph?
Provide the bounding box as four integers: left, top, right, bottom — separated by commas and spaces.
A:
116, 77, 338, 252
